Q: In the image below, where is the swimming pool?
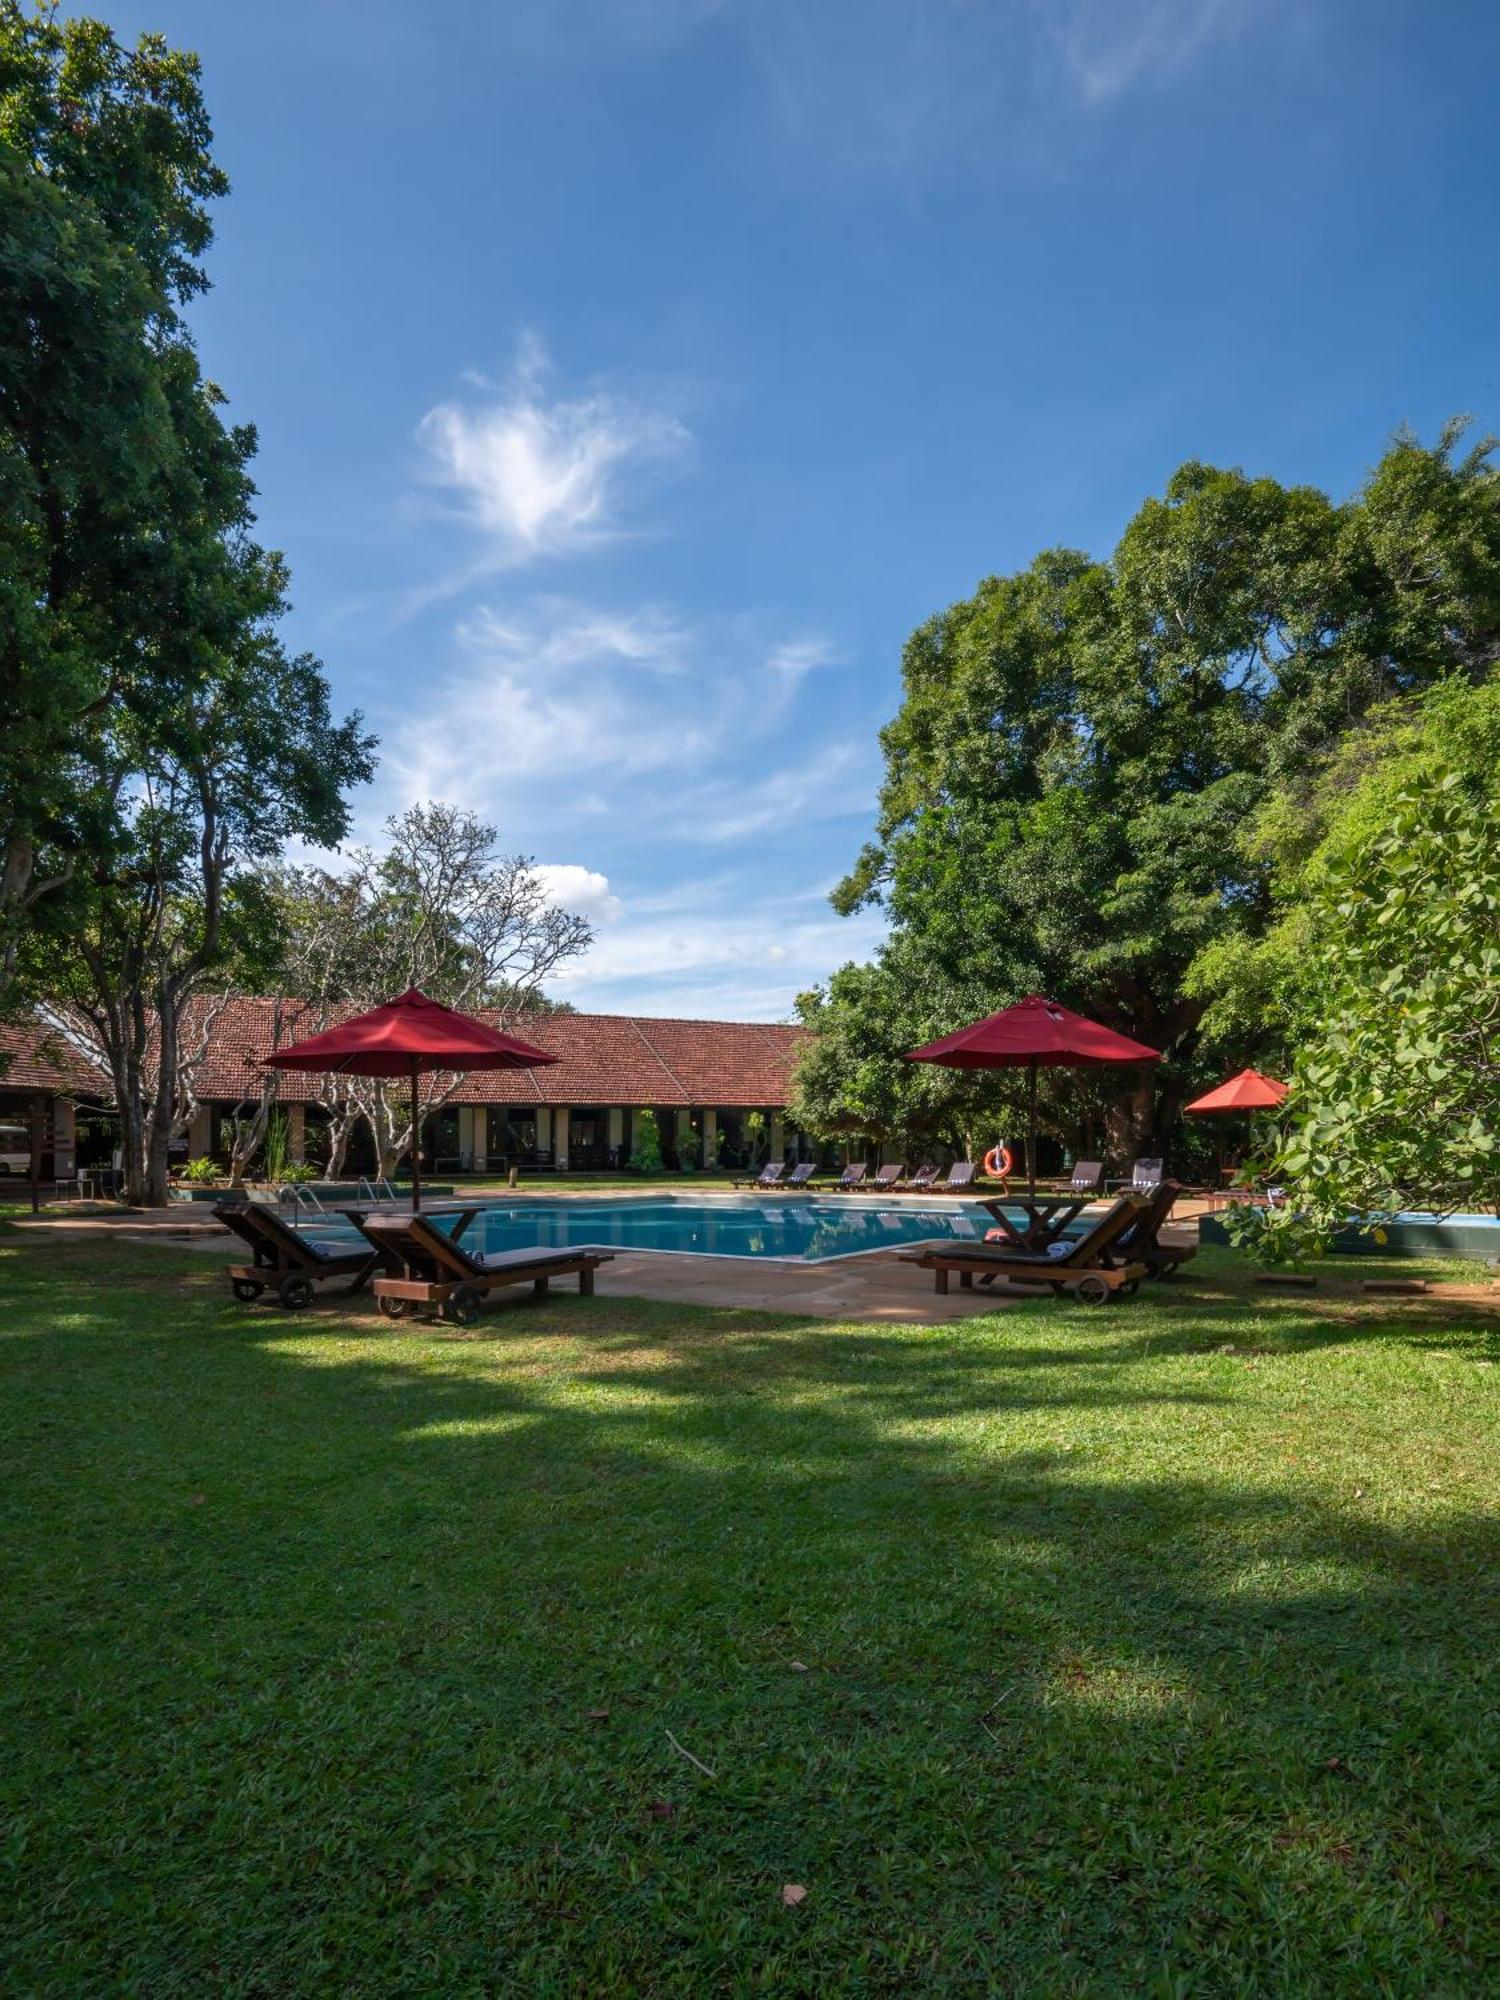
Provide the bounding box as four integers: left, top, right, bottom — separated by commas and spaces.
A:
311, 1195, 1017, 1264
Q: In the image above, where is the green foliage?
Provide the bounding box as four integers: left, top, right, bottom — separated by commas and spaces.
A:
0, 3, 234, 993
819, 427, 1500, 1151
627, 1109, 663, 1176
179, 1154, 219, 1185
262, 1112, 291, 1185
1, 6, 374, 1204
1228, 679, 1500, 1260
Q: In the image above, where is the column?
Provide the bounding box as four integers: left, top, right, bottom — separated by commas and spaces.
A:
54, 1098, 76, 1178
770, 1113, 785, 1163
607, 1108, 624, 1165
472, 1106, 488, 1174
553, 1106, 571, 1170
701, 1107, 717, 1170
536, 1106, 553, 1162
286, 1103, 306, 1165
677, 1107, 694, 1168
189, 1106, 213, 1159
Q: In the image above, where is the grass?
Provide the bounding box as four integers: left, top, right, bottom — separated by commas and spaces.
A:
1, 1227, 1497, 1995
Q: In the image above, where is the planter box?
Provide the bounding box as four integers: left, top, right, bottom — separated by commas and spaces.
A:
1200, 1211, 1500, 1259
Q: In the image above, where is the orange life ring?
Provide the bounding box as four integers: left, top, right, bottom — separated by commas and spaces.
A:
984, 1144, 1013, 1181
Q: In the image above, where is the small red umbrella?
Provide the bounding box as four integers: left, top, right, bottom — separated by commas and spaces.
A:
1184, 1068, 1287, 1113
905, 994, 1160, 1197
263, 987, 558, 1210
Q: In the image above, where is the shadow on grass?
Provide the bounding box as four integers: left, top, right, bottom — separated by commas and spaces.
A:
1, 1231, 1498, 1993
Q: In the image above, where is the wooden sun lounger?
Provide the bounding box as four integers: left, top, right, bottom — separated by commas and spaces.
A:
899, 1165, 940, 1190
1111, 1180, 1196, 1279
732, 1160, 786, 1189
901, 1161, 976, 1194
357, 1212, 614, 1323
763, 1162, 819, 1192
816, 1162, 868, 1191
898, 1191, 1151, 1304
1068, 1159, 1105, 1194
215, 1201, 378, 1310
869, 1164, 905, 1191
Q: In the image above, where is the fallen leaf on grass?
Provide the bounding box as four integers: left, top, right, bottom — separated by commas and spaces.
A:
585, 1708, 610, 1722
788, 1660, 809, 1673
781, 1883, 807, 1907
650, 1801, 675, 1821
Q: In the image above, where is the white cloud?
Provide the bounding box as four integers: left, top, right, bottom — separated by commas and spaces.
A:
417, 336, 691, 567
532, 863, 624, 924
549, 881, 888, 1020
668, 742, 869, 844
372, 599, 856, 849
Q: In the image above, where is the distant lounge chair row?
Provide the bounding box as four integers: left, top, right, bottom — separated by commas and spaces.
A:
728, 1160, 978, 1194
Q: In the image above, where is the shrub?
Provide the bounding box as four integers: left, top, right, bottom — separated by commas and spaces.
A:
628, 1111, 663, 1175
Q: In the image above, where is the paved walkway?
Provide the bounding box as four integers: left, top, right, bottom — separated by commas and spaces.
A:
12, 1200, 1028, 1324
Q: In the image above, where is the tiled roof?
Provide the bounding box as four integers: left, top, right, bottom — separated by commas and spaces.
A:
178, 997, 804, 1108
0, 1016, 110, 1096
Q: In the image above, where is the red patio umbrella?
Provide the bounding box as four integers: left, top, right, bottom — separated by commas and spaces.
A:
262, 987, 558, 1210
905, 994, 1160, 1197
1184, 1068, 1287, 1113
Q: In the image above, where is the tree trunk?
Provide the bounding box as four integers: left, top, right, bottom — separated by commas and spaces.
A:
323, 1102, 358, 1178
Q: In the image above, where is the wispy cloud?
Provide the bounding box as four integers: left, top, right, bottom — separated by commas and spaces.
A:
548, 879, 888, 1020
416, 334, 692, 568
1042, 0, 1258, 103
369, 598, 855, 846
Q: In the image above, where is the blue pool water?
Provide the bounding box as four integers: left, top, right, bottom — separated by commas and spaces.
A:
312, 1196, 1010, 1264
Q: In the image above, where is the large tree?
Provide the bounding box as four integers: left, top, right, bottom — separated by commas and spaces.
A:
817, 427, 1500, 1159
0, 5, 234, 998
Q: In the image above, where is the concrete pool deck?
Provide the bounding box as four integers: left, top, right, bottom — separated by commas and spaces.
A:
8, 1191, 1205, 1325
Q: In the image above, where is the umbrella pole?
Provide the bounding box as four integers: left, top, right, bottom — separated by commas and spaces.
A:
1028, 1058, 1038, 1200
410, 1055, 422, 1213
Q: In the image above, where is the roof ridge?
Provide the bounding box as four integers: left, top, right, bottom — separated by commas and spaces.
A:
627, 1017, 692, 1104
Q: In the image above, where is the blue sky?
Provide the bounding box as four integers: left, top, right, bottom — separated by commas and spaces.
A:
97, 0, 1500, 1017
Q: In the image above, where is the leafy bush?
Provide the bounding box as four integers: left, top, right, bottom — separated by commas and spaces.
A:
1232, 680, 1500, 1262
180, 1155, 221, 1185
628, 1110, 663, 1176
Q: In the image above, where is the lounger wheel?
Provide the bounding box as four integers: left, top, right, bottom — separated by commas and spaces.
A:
231, 1277, 265, 1303
1075, 1273, 1111, 1307
277, 1274, 316, 1311
377, 1295, 412, 1321
443, 1284, 483, 1326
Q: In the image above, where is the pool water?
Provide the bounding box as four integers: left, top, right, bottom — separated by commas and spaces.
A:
315, 1196, 1016, 1264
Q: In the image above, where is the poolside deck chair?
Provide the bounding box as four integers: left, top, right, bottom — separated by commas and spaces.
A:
216, 1201, 378, 1311
732, 1160, 785, 1190
1109, 1179, 1195, 1279
932, 1161, 977, 1193
1068, 1159, 1105, 1195
1130, 1157, 1164, 1192
818, 1161, 868, 1191
870, 1163, 905, 1191
358, 1212, 614, 1323
898, 1191, 1151, 1304
765, 1161, 819, 1192
899, 1165, 940, 1191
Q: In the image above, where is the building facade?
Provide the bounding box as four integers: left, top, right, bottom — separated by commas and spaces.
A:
152, 1000, 807, 1173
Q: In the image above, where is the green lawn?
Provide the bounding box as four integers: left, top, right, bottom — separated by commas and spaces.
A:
2, 1229, 1497, 1995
